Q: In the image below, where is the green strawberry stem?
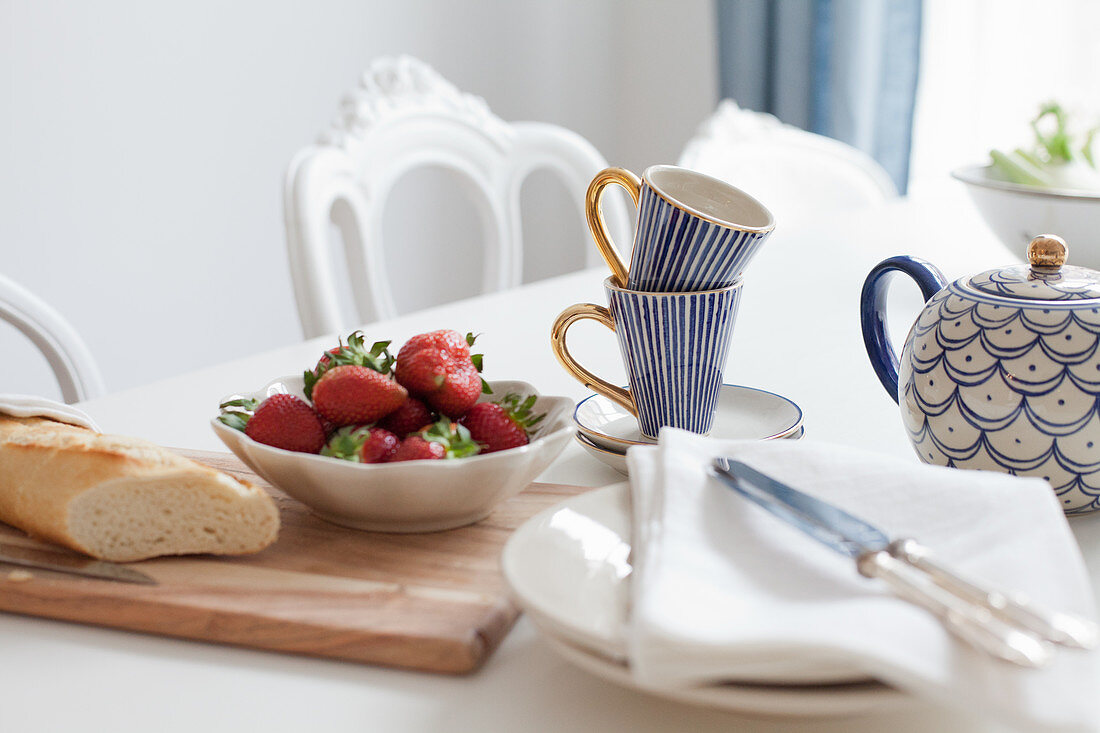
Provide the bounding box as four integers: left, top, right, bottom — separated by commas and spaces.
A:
217, 396, 259, 432
422, 416, 481, 459
217, 413, 250, 431
304, 330, 395, 400
465, 332, 492, 393
497, 393, 545, 437
321, 425, 372, 462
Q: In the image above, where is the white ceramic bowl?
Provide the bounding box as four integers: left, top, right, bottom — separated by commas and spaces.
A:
211, 377, 574, 532
952, 164, 1100, 268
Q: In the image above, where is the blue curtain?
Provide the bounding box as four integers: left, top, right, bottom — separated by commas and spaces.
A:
716, 0, 922, 193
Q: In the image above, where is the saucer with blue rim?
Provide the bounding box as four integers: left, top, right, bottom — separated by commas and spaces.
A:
574, 384, 804, 454
575, 432, 630, 475
576, 424, 805, 476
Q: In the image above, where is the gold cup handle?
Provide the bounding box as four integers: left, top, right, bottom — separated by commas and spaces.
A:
551, 303, 635, 415
585, 167, 641, 289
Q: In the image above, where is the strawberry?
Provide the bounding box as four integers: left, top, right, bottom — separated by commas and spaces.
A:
304, 331, 395, 400
235, 394, 327, 453
461, 393, 545, 453
378, 396, 436, 437
389, 417, 481, 462
394, 347, 449, 395
395, 347, 485, 418
389, 436, 446, 462
431, 361, 484, 418
359, 427, 401, 463
319, 416, 339, 437
321, 425, 400, 463
311, 364, 408, 426
397, 330, 472, 364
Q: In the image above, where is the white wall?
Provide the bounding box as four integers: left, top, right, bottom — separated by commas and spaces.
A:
0, 0, 717, 399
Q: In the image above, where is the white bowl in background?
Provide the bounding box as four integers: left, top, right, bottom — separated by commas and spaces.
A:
952, 164, 1100, 269
212, 376, 574, 533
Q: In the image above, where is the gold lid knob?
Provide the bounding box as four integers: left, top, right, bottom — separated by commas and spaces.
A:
1027, 234, 1067, 270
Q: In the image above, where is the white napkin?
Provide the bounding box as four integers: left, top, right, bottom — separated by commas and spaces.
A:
627, 429, 1098, 731
0, 394, 100, 431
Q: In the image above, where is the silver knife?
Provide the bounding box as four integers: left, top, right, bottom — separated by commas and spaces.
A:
0, 542, 157, 585
710, 458, 1097, 668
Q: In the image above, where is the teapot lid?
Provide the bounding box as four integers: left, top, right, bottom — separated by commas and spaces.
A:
965, 235, 1100, 302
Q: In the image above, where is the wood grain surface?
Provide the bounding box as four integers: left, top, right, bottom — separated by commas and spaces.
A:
0, 449, 589, 674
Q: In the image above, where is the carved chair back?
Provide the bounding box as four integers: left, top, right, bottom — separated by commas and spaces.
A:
284, 56, 630, 337
0, 273, 105, 402
678, 100, 897, 226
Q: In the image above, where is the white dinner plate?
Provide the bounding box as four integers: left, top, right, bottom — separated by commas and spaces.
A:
575, 427, 806, 476
541, 633, 907, 718
502, 482, 872, 685
574, 384, 803, 452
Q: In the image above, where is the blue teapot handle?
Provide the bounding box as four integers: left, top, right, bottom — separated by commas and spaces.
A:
860, 256, 947, 404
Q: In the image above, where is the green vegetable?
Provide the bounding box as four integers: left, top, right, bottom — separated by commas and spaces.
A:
988, 102, 1100, 191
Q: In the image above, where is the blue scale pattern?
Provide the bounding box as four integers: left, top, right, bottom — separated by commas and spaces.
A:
899, 283, 1100, 514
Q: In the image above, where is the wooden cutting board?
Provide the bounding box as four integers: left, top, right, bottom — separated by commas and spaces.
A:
0, 449, 589, 674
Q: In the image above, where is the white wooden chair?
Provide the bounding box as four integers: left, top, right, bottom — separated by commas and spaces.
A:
0, 274, 105, 403
678, 100, 897, 226
284, 55, 630, 338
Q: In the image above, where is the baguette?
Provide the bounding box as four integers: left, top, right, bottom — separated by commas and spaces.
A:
0, 416, 279, 562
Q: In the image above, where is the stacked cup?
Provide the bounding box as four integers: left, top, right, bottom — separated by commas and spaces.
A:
552, 165, 775, 439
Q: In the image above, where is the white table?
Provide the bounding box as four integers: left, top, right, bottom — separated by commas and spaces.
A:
4, 191, 1097, 732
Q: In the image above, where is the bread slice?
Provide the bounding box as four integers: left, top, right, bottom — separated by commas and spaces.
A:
0, 416, 279, 561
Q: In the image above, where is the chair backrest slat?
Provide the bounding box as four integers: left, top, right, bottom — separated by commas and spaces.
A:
0, 274, 105, 403
678, 99, 897, 227
284, 56, 629, 338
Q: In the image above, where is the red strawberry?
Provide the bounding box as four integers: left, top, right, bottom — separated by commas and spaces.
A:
397, 329, 473, 363
241, 394, 327, 453
319, 416, 339, 437
394, 347, 447, 395
388, 417, 482, 462
360, 427, 401, 463
378, 396, 436, 437
321, 425, 400, 463
304, 331, 395, 400
311, 364, 408, 426
389, 435, 446, 462
396, 348, 484, 418
461, 393, 545, 453
432, 361, 484, 418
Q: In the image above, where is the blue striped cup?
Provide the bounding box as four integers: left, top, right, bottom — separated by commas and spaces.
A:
551, 278, 742, 438
586, 165, 774, 292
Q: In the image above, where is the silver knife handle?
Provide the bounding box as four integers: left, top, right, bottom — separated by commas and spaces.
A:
856, 550, 1053, 668
888, 538, 1098, 650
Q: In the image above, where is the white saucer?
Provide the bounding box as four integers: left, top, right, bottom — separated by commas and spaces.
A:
575, 427, 806, 476
502, 482, 873, 687
575, 433, 630, 475
542, 633, 906, 718
574, 384, 803, 453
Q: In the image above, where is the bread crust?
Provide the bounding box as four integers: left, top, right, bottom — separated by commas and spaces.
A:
0, 416, 279, 560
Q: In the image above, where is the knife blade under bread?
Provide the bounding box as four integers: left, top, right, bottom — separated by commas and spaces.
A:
0, 541, 157, 585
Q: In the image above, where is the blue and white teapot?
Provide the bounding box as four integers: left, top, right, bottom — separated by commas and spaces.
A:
861, 235, 1100, 515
